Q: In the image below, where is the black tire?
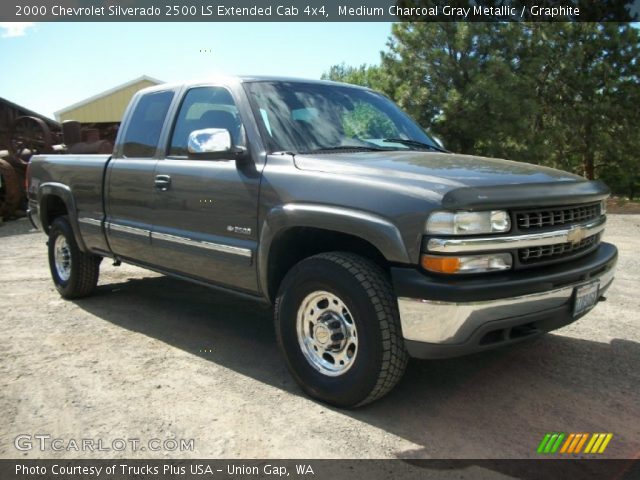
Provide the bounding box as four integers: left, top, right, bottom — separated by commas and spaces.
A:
275, 252, 408, 407
48, 216, 101, 299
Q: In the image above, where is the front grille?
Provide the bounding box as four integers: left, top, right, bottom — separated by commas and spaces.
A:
516, 203, 601, 231
519, 233, 600, 264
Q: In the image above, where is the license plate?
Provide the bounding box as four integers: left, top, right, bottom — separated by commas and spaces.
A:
573, 281, 600, 317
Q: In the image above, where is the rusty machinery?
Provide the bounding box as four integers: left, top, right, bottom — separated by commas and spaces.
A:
0, 116, 113, 219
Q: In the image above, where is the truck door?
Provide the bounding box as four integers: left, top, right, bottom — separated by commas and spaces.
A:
151, 86, 260, 292
105, 89, 174, 265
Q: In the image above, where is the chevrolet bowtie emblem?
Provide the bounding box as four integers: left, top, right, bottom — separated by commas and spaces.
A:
566, 226, 587, 245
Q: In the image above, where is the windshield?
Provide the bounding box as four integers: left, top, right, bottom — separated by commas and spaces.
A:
243, 81, 439, 154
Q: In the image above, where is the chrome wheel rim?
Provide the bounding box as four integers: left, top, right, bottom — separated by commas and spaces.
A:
54, 235, 72, 282
296, 290, 358, 376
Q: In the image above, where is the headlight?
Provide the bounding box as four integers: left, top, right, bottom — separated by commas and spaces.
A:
601, 200, 607, 215
421, 253, 513, 274
426, 210, 511, 235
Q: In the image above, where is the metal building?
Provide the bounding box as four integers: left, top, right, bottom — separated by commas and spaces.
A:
54, 75, 163, 123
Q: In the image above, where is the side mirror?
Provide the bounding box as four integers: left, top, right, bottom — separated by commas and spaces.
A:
187, 128, 249, 163
187, 128, 232, 155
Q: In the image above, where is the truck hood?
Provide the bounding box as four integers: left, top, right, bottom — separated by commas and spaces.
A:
294, 151, 583, 191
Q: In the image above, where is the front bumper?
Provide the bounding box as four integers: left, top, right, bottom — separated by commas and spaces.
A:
392, 242, 617, 359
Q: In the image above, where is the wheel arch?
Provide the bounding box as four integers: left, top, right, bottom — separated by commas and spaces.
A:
258, 203, 410, 302
38, 183, 88, 251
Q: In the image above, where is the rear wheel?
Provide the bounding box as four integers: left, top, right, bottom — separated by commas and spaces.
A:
48, 216, 101, 298
275, 252, 408, 407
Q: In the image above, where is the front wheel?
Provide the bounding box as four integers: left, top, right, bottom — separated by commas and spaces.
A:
275, 252, 408, 407
48, 216, 101, 299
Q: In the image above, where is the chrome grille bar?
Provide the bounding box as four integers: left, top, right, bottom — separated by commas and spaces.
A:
427, 216, 606, 254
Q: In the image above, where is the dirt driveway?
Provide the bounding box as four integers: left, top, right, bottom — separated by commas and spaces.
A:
1, 215, 638, 459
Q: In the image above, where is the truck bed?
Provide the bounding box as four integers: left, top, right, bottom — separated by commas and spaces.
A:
27, 154, 111, 252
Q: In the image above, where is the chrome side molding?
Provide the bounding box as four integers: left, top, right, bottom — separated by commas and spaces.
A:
78, 217, 102, 227
104, 221, 252, 258
108, 223, 150, 237
152, 232, 252, 258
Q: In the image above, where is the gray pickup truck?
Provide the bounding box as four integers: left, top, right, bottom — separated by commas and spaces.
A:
27, 76, 617, 407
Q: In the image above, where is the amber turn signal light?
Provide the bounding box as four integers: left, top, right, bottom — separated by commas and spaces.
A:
421, 255, 461, 274
421, 253, 513, 274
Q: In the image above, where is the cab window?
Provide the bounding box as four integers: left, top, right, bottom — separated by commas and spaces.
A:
121, 90, 174, 158
169, 87, 243, 157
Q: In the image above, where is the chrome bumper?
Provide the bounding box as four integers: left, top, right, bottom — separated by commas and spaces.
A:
397, 265, 615, 345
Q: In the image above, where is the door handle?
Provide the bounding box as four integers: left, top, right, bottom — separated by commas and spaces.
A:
154, 174, 171, 191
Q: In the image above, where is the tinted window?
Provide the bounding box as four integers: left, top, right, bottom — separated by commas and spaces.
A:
244, 81, 437, 154
169, 87, 243, 157
122, 90, 174, 158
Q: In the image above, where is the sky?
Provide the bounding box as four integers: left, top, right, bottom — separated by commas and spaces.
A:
0, 22, 392, 119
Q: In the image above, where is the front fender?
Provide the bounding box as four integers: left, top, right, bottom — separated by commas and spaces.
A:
258, 203, 410, 296
38, 182, 88, 252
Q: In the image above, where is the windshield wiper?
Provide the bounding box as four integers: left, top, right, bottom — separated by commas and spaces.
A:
382, 138, 447, 153
304, 145, 390, 153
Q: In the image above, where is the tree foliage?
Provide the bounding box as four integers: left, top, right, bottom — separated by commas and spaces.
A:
323, 23, 640, 198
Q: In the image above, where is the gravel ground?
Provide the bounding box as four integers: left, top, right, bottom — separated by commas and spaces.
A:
0, 215, 638, 460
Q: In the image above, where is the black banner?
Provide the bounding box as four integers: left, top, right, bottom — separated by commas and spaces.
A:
4, 0, 640, 22
1, 460, 640, 480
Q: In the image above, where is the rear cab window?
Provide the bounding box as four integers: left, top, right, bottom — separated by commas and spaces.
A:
121, 90, 174, 158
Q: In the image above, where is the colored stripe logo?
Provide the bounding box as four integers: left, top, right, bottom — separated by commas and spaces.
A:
537, 433, 613, 454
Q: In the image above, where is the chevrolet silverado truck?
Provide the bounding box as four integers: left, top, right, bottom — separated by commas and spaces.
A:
27, 76, 617, 407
